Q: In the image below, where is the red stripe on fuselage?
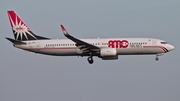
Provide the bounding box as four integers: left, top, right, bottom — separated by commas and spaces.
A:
143, 46, 167, 53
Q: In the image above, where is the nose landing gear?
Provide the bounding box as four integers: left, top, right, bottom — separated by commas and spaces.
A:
155, 53, 164, 61
155, 56, 159, 61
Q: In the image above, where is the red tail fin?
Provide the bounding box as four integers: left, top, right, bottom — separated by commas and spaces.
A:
7, 10, 30, 30
7, 10, 49, 41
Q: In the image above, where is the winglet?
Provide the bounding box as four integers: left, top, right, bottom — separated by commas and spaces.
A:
60, 25, 69, 35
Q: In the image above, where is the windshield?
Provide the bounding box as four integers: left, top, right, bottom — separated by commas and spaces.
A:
161, 42, 168, 44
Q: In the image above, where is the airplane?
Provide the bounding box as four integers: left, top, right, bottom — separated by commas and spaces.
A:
6, 10, 174, 64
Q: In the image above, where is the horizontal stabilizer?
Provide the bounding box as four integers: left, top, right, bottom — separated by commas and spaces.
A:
6, 37, 26, 44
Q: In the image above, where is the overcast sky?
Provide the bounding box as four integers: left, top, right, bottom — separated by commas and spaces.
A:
0, 0, 180, 101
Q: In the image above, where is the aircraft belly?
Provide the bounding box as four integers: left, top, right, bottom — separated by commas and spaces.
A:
34, 49, 80, 56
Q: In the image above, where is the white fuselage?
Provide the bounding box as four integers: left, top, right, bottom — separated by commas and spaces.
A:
6, 10, 175, 63
14, 38, 174, 57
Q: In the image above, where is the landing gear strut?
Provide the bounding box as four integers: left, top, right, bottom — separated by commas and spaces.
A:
87, 52, 94, 64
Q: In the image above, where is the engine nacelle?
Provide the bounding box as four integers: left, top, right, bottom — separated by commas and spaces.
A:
100, 48, 118, 60
101, 56, 118, 60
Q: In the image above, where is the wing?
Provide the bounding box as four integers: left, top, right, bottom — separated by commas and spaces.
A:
60, 25, 100, 53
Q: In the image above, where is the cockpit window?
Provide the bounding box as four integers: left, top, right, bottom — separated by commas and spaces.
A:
161, 42, 168, 44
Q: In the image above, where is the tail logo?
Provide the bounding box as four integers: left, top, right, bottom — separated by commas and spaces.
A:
16, 27, 23, 31
8, 12, 37, 41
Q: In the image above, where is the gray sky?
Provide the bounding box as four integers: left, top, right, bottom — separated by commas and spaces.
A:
0, 0, 180, 101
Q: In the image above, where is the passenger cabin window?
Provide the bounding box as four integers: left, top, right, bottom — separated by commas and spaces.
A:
161, 42, 167, 44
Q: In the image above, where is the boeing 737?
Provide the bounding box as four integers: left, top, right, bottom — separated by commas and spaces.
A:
6, 10, 174, 64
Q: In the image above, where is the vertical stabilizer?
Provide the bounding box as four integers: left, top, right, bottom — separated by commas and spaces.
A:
7, 10, 49, 41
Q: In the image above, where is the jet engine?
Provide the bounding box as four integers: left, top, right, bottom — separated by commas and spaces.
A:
100, 48, 118, 60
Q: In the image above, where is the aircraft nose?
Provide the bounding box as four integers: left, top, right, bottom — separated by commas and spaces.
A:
168, 44, 174, 51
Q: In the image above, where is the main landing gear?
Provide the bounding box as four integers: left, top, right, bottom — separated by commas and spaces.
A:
87, 52, 94, 64
87, 56, 94, 64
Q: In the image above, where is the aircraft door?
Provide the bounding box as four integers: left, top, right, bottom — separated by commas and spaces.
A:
36, 42, 40, 48
29, 42, 40, 49
152, 40, 156, 46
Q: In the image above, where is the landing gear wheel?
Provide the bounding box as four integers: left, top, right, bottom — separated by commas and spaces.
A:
155, 57, 159, 61
87, 57, 94, 64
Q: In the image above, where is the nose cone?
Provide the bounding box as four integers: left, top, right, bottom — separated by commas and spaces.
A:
168, 44, 174, 51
